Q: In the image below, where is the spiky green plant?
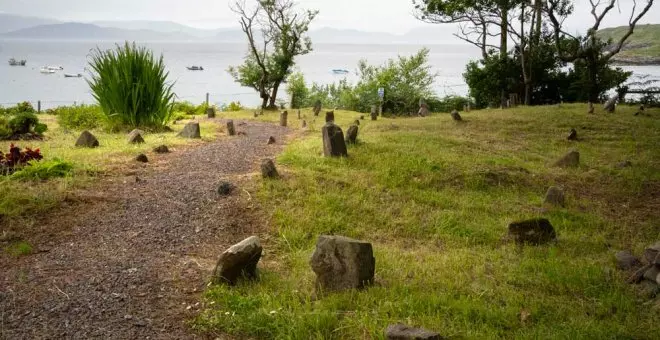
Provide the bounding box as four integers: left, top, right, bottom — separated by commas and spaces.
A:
87, 42, 176, 130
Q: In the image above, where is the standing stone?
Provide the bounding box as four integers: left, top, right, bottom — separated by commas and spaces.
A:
127, 129, 145, 144
644, 242, 660, 263
635, 104, 645, 116
135, 153, 148, 163
259, 110, 264, 116
604, 94, 618, 113
385, 324, 442, 340
212, 236, 262, 285
280, 111, 288, 127
267, 136, 276, 145
310, 235, 375, 292
346, 125, 359, 144
360, 115, 365, 120
297, 109, 301, 120
322, 122, 348, 157
371, 106, 378, 121
153, 145, 169, 154
508, 218, 557, 245
418, 100, 430, 117
206, 107, 216, 118
544, 186, 565, 207
552, 150, 580, 168
567, 128, 577, 141
75, 130, 100, 148
325, 111, 335, 123
178, 122, 201, 139
450, 110, 462, 121
254, 111, 259, 118
615, 251, 642, 271
643, 266, 660, 283
260, 159, 279, 179
226, 120, 236, 136
354, 119, 360, 126
313, 100, 322, 116
301, 120, 307, 129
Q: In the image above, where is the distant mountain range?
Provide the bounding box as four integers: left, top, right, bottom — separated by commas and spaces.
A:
0, 13, 457, 44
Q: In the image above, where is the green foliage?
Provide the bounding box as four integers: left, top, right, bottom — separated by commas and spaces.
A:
286, 72, 309, 109
87, 42, 176, 130
54, 104, 105, 130
10, 159, 74, 181
221, 101, 243, 112
172, 101, 207, 116
4, 241, 33, 257
304, 79, 356, 110
0, 101, 36, 116
428, 95, 473, 112
0, 118, 11, 139
0, 112, 48, 138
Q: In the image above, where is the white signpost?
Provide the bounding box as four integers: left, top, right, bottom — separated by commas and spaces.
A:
377, 87, 384, 116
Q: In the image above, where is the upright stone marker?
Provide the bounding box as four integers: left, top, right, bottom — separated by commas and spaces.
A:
297, 109, 301, 120
127, 129, 145, 144
310, 235, 375, 292
260, 159, 279, 179
75, 130, 100, 148
418, 99, 429, 117
313, 100, 322, 116
370, 105, 378, 121
178, 122, 201, 139
604, 94, 618, 113
567, 128, 577, 141
544, 186, 565, 207
280, 110, 288, 127
508, 218, 557, 245
206, 107, 216, 118
450, 110, 462, 121
322, 122, 348, 157
325, 111, 335, 123
226, 120, 236, 136
212, 236, 263, 285
346, 125, 358, 144
553, 150, 580, 168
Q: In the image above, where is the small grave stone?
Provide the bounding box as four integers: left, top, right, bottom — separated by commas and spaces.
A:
346, 125, 358, 144
313, 100, 322, 116
552, 150, 580, 168
259, 110, 264, 116
615, 251, 642, 271
604, 94, 618, 113
297, 109, 301, 120
644, 242, 660, 263
253, 111, 258, 118
508, 218, 557, 245
385, 324, 442, 340
135, 154, 148, 163
615, 160, 632, 169
127, 129, 145, 144
588, 102, 595, 114
310, 235, 375, 292
370, 106, 378, 121
450, 110, 462, 121
226, 120, 236, 136
322, 122, 348, 157
354, 119, 360, 126
75, 130, 100, 148
418, 99, 430, 117
217, 181, 234, 196
267, 136, 276, 145
178, 122, 201, 139
302, 120, 307, 129
567, 128, 577, 141
206, 107, 216, 118
360, 115, 365, 120
153, 145, 169, 154
325, 111, 335, 123
544, 186, 565, 207
280, 111, 288, 127
643, 265, 660, 283
261, 159, 279, 179
212, 236, 262, 285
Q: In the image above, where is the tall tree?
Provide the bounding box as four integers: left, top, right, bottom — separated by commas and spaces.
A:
545, 0, 654, 104
229, 0, 317, 109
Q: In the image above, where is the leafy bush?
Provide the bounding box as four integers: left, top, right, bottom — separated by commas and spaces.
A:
10, 159, 73, 181
0, 144, 43, 175
172, 101, 208, 115
0, 112, 47, 139
0, 117, 11, 139
87, 42, 176, 130
220, 102, 242, 112
287, 72, 309, 109
54, 104, 105, 130
0, 102, 35, 116
428, 95, 474, 113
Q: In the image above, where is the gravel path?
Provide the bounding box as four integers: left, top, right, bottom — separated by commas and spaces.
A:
0, 120, 289, 339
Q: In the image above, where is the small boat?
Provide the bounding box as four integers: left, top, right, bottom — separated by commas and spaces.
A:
332, 69, 349, 74
186, 66, 204, 71
47, 65, 64, 71
40, 67, 56, 74
64, 73, 83, 78
8, 58, 27, 66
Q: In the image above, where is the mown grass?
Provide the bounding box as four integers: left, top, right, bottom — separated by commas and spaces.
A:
196, 104, 660, 339
0, 114, 220, 234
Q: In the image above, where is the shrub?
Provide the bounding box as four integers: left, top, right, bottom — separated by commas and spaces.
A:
0, 144, 43, 175
87, 42, 176, 130
172, 101, 198, 115
0, 102, 36, 116
55, 104, 105, 130
0, 112, 47, 139
287, 72, 309, 109
428, 95, 474, 113
0, 117, 11, 139
10, 159, 73, 181
220, 102, 242, 112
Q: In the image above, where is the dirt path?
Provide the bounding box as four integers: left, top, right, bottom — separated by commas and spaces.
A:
0, 120, 289, 339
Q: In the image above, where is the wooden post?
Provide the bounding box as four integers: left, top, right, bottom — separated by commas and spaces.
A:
37, 100, 41, 113
206, 93, 209, 107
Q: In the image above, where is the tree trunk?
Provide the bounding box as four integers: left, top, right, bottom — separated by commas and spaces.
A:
500, 10, 509, 108
268, 80, 282, 109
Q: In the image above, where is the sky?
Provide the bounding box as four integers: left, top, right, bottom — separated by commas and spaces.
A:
0, 0, 658, 34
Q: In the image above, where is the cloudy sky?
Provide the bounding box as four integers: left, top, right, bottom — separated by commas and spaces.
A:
0, 0, 658, 34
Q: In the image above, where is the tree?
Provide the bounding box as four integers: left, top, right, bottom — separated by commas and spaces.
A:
229, 0, 317, 109
545, 0, 654, 104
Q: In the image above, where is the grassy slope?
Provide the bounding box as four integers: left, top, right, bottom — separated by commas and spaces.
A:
196, 105, 660, 339
0, 114, 220, 228
598, 24, 660, 61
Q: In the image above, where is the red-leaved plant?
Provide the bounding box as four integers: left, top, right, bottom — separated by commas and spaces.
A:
0, 144, 43, 175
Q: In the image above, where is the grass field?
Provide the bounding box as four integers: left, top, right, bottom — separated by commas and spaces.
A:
195, 104, 660, 339
0, 114, 221, 237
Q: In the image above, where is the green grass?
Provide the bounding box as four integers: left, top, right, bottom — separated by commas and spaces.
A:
4, 240, 33, 257
598, 24, 660, 61
0, 114, 221, 224
196, 104, 660, 339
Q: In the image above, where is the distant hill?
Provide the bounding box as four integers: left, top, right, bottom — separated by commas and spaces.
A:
0, 13, 60, 34
1, 22, 197, 41
93, 20, 220, 38
598, 24, 660, 65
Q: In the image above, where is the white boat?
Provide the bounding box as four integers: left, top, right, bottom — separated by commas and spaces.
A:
40, 67, 56, 74
8, 58, 27, 66
47, 65, 64, 71
64, 73, 82, 78
332, 69, 349, 74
